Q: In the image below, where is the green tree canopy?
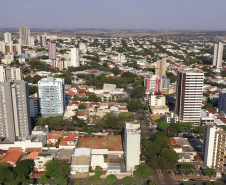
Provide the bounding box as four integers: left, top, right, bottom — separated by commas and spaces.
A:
0, 164, 12, 183
133, 164, 153, 179
158, 122, 170, 132
38, 175, 49, 184
95, 170, 103, 176
203, 168, 215, 177
121, 176, 132, 185
127, 100, 140, 111
14, 159, 34, 176
149, 181, 158, 185
88, 94, 101, 102
145, 104, 150, 110
78, 104, 86, 109
160, 148, 179, 164
106, 174, 117, 185
180, 164, 196, 175
150, 132, 171, 148
89, 175, 101, 184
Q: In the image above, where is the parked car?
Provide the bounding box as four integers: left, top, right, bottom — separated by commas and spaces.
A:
196, 178, 203, 181
189, 178, 195, 181
209, 179, 215, 181
182, 178, 189, 181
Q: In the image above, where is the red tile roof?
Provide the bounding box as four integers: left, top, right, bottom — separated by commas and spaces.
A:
66, 90, 76, 96
78, 89, 86, 93
27, 152, 39, 160
60, 133, 79, 146
77, 112, 85, 116
47, 131, 64, 140
208, 109, 219, 114
76, 93, 85, 97
71, 85, 78, 88
85, 93, 93, 96
7, 147, 21, 153
25, 148, 42, 152
0, 151, 23, 164
79, 85, 87, 89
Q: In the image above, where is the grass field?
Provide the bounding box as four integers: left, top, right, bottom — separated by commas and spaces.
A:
151, 115, 161, 125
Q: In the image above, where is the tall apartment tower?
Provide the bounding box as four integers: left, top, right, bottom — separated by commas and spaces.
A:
118, 53, 126, 61
38, 77, 66, 117
19, 25, 31, 46
0, 80, 31, 141
218, 89, 226, 114
4, 32, 12, 44
48, 42, 56, 60
71, 48, 80, 67
40, 35, 47, 47
203, 124, 226, 170
174, 69, 204, 125
155, 57, 166, 77
124, 121, 140, 172
213, 42, 224, 69
0, 42, 6, 54
0, 66, 22, 82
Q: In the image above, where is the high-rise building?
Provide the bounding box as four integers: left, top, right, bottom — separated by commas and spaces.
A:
124, 121, 140, 172
48, 42, 56, 60
213, 42, 224, 69
0, 66, 22, 82
71, 48, 80, 67
40, 35, 47, 47
0, 42, 6, 54
28, 36, 35, 47
0, 80, 31, 141
38, 77, 66, 117
155, 57, 166, 77
144, 75, 159, 92
218, 89, 226, 114
4, 32, 12, 44
174, 69, 204, 125
12, 44, 23, 56
118, 53, 126, 61
79, 43, 87, 54
19, 25, 31, 46
29, 94, 39, 117
203, 123, 226, 170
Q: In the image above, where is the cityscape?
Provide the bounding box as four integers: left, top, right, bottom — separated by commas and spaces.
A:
0, 1, 226, 185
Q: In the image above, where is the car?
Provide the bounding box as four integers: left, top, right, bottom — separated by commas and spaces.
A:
217, 179, 222, 181
182, 178, 188, 181
196, 178, 203, 181
209, 179, 215, 181
189, 178, 195, 181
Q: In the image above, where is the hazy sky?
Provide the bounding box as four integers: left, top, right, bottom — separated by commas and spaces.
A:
0, 0, 225, 30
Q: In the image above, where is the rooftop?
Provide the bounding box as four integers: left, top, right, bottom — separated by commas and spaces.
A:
0, 151, 23, 164
71, 155, 90, 165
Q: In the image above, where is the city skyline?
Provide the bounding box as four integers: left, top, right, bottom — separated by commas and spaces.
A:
0, 0, 226, 30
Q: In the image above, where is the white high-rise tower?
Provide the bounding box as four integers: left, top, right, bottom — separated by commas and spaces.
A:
4, 32, 12, 44
71, 48, 80, 67
213, 42, 224, 69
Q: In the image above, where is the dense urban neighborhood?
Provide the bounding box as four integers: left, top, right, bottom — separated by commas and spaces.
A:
0, 27, 226, 185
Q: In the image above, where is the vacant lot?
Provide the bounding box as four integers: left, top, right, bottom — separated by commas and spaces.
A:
151, 115, 161, 125
78, 135, 123, 151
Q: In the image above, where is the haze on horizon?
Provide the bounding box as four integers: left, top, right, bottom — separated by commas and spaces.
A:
0, 0, 225, 30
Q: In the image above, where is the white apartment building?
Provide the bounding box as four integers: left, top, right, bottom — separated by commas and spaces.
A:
71, 48, 80, 67
213, 42, 224, 69
163, 112, 179, 123
4, 32, 12, 44
175, 69, 204, 125
0, 66, 22, 82
203, 124, 226, 170
38, 77, 66, 117
124, 121, 140, 172
79, 43, 87, 54
149, 95, 166, 106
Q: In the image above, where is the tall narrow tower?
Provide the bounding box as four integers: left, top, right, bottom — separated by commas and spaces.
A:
155, 57, 166, 77
71, 48, 80, 67
174, 69, 204, 125
19, 25, 31, 45
213, 42, 224, 69
48, 42, 56, 60
4, 32, 12, 44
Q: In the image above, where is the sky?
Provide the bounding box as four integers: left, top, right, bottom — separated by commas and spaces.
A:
0, 0, 225, 30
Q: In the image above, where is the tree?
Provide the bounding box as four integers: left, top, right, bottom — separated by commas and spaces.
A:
95, 170, 103, 176
38, 175, 49, 184
88, 94, 101, 102
106, 174, 117, 184
205, 103, 213, 109
180, 164, 196, 175
113, 130, 118, 135
88, 128, 93, 134
160, 148, 179, 164
74, 179, 82, 185
52, 175, 68, 185
182, 183, 190, 185
145, 104, 150, 110
133, 164, 153, 179
121, 176, 132, 185
78, 104, 86, 109
140, 115, 144, 120
95, 166, 103, 171
0, 164, 11, 183
89, 175, 101, 184
149, 181, 158, 185
203, 168, 215, 177
82, 125, 88, 132
29, 86, 38, 96
127, 100, 140, 111
150, 132, 171, 148
158, 122, 170, 132
14, 159, 34, 176
111, 67, 121, 76
44, 160, 60, 177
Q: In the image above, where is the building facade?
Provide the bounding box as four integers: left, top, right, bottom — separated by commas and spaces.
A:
174, 69, 204, 125
19, 25, 31, 46
38, 77, 66, 117
40, 35, 47, 47
203, 124, 226, 170
218, 89, 226, 115
48, 42, 56, 60
124, 121, 140, 172
213, 42, 224, 69
71, 48, 80, 67
155, 57, 166, 77
4, 32, 12, 44
0, 66, 22, 82
0, 80, 31, 141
